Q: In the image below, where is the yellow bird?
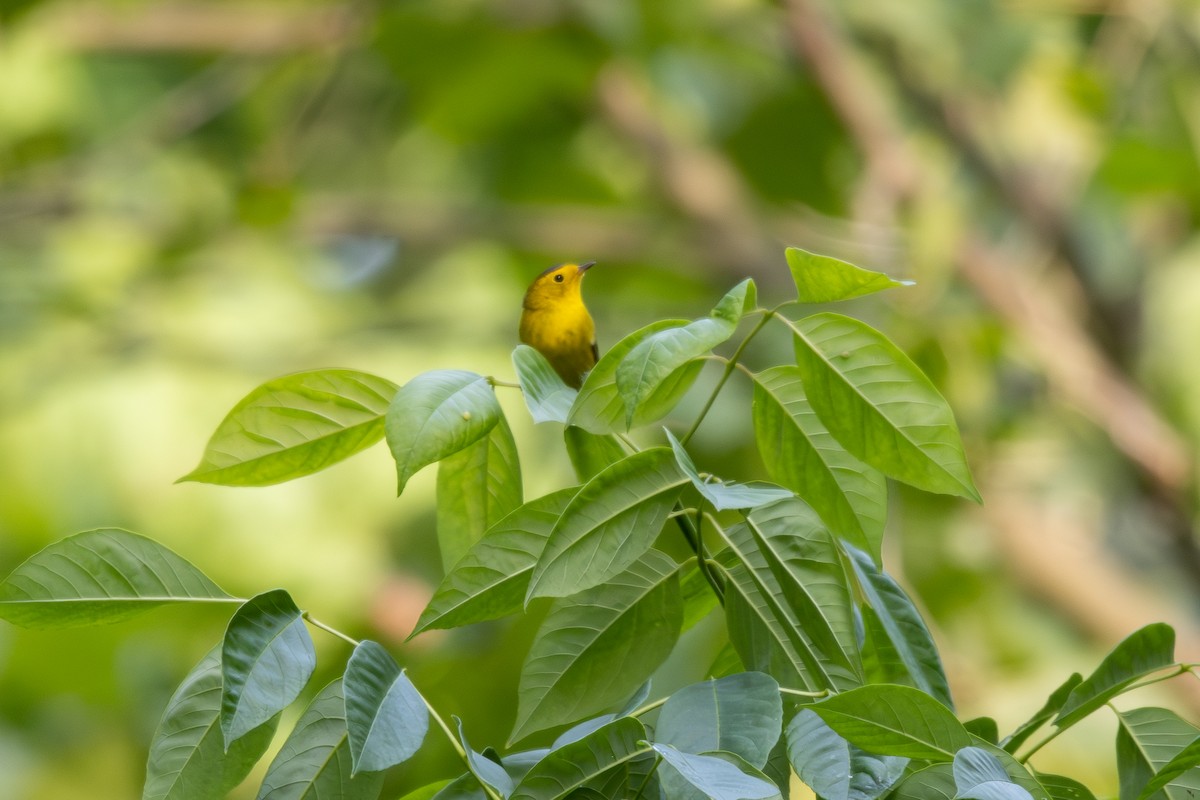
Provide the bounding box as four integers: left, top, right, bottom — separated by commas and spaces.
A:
519, 261, 598, 389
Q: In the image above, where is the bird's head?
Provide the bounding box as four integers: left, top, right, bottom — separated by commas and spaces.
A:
523, 261, 594, 310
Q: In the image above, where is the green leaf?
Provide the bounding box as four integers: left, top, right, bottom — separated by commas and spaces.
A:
847, 545, 953, 709
1055, 624, 1176, 728
526, 448, 687, 600
953, 747, 1034, 800
568, 318, 694, 434
510, 717, 651, 800
966, 740, 1049, 800
414, 487, 577, 635
890, 764, 958, 800
143, 647, 278, 800
666, 430, 793, 511
564, 428, 628, 483
512, 550, 683, 743
751, 366, 886, 561
616, 280, 755, 429
679, 559, 720, 632
1116, 707, 1200, 800
1000, 673, 1082, 754
720, 499, 862, 692
457, 719, 515, 797
0, 528, 233, 629
657, 672, 782, 769
430, 775, 487, 800
344, 641, 429, 774
651, 743, 779, 800
180, 369, 398, 486
386, 370, 501, 495
1038, 774, 1098, 800
789, 313, 980, 501
786, 710, 907, 800
708, 641, 744, 679
436, 415, 523, 571
513, 345, 579, 424
658, 750, 782, 800
1137, 737, 1200, 800
221, 590, 316, 747
810, 684, 973, 760
397, 781, 454, 800
964, 718, 1000, 745
786, 247, 912, 304
256, 679, 384, 800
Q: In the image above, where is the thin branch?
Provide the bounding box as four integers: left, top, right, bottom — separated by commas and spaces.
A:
302, 613, 360, 647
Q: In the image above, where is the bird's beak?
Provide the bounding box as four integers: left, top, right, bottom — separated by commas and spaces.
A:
577, 261, 596, 273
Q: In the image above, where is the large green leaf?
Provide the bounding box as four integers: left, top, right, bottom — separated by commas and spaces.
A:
180, 369, 398, 486
785, 710, 907, 800
0, 528, 234, 629
1116, 707, 1200, 800
616, 280, 755, 429
568, 318, 692, 434
143, 647, 279, 800
751, 366, 886, 561
513, 345, 578, 424
510, 717, 651, 800
1055, 624, 1176, 728
651, 743, 779, 800
953, 747, 1035, 800
344, 641, 429, 775
1000, 673, 1082, 754
512, 550, 682, 742
1038, 774, 1098, 800
221, 590, 316, 746
789, 313, 980, 501
386, 370, 501, 494
256, 680, 384, 800
720, 556, 812, 692
526, 448, 687, 601
786, 247, 911, 304
657, 672, 782, 769
414, 487, 577, 635
666, 430, 793, 511
847, 545, 952, 708
436, 415, 522, 572
564, 427, 628, 482
722, 499, 862, 691
1137, 737, 1200, 800
658, 749, 782, 800
889, 764, 957, 800
809, 684, 973, 760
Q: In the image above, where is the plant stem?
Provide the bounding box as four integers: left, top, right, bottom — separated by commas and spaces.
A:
674, 510, 724, 604
487, 377, 521, 389
302, 613, 360, 647
419, 703, 506, 800
780, 686, 830, 699
679, 310, 774, 446
633, 754, 663, 800
631, 696, 670, 717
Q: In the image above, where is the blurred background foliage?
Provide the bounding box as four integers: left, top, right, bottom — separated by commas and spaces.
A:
2, 0, 1200, 797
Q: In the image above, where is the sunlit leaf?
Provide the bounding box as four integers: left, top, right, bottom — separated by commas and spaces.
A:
616, 280, 755, 428
511, 717, 651, 800
513, 550, 682, 742
1116, 707, 1200, 800
180, 369, 398, 486
386, 370, 501, 494
414, 487, 576, 635
847, 545, 952, 708
651, 743, 779, 800
564, 427, 627, 483
1055, 624, 1176, 728
786, 246, 912, 304
666, 429, 793, 511
513, 345, 579, 424
221, 590, 316, 746
143, 647, 278, 800
752, 366, 886, 561
0, 528, 234, 629
657, 672, 782, 769
256, 680, 383, 800
786, 710, 907, 800
568, 318, 692, 434
436, 415, 522, 571
344, 641, 429, 774
789, 313, 980, 501
526, 448, 687, 601
810, 684, 973, 760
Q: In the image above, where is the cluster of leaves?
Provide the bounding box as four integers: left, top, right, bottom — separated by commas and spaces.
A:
1, 248, 1198, 799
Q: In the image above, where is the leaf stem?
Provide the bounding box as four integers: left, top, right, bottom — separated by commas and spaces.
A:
487, 377, 521, 390
633, 754, 663, 800
631, 696, 670, 717
674, 509, 724, 605
301, 613, 360, 647
780, 686, 830, 699
679, 310, 774, 446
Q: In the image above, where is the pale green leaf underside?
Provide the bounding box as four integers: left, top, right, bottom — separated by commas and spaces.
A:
790, 313, 980, 501
0, 528, 233, 629
786, 246, 912, 304
656, 671, 782, 769
666, 429, 793, 511
344, 641, 429, 775
513, 344, 578, 424
181, 368, 398, 486
785, 709, 908, 800
651, 743, 779, 800
1117, 707, 1200, 800
510, 717, 651, 800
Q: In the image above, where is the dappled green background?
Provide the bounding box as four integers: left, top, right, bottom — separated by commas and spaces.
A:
3, 0, 1200, 796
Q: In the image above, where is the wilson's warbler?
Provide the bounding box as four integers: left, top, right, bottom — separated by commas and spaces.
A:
519, 261, 598, 389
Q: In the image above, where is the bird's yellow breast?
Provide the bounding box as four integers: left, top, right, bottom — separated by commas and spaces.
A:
519, 294, 596, 388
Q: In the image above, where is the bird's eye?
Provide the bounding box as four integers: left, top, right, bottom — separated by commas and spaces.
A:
554, 273, 564, 283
